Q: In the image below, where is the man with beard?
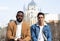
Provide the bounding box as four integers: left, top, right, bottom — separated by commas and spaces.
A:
7, 11, 31, 41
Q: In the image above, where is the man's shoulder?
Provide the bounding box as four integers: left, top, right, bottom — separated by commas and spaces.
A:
8, 20, 16, 25
22, 21, 29, 25
31, 24, 36, 29
44, 24, 51, 30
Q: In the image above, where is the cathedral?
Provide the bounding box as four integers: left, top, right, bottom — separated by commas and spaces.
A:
24, 0, 39, 26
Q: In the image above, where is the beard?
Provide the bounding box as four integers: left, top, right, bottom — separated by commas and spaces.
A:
17, 18, 23, 23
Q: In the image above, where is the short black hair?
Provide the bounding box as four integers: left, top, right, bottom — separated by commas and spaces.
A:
37, 12, 45, 17
17, 11, 24, 15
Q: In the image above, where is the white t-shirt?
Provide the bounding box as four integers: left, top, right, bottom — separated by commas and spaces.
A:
38, 26, 44, 41
15, 21, 22, 40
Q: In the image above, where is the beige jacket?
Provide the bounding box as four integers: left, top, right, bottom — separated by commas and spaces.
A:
6, 21, 31, 41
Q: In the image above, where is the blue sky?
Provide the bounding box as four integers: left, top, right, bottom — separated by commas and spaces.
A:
0, 0, 60, 26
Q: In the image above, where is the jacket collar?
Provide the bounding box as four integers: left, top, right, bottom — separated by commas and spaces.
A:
36, 22, 47, 27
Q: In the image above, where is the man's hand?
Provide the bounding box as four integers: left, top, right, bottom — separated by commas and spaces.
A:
17, 38, 24, 41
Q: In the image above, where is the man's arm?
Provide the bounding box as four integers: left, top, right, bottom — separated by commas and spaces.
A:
47, 26, 52, 41
23, 25, 31, 41
30, 26, 37, 41
6, 22, 15, 40
23, 23, 31, 41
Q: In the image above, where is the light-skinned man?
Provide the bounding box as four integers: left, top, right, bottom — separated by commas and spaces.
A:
31, 12, 52, 41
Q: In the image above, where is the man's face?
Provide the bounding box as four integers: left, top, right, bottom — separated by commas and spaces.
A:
16, 13, 24, 23
37, 15, 44, 23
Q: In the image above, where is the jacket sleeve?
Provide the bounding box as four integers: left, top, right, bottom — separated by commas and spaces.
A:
47, 26, 52, 41
23, 23, 31, 41
6, 22, 14, 40
30, 25, 37, 41
23, 27, 31, 41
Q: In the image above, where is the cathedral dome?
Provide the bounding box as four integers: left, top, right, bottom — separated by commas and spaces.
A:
28, 0, 36, 6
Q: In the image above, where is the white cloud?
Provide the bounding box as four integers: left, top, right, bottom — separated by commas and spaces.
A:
0, 6, 9, 11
